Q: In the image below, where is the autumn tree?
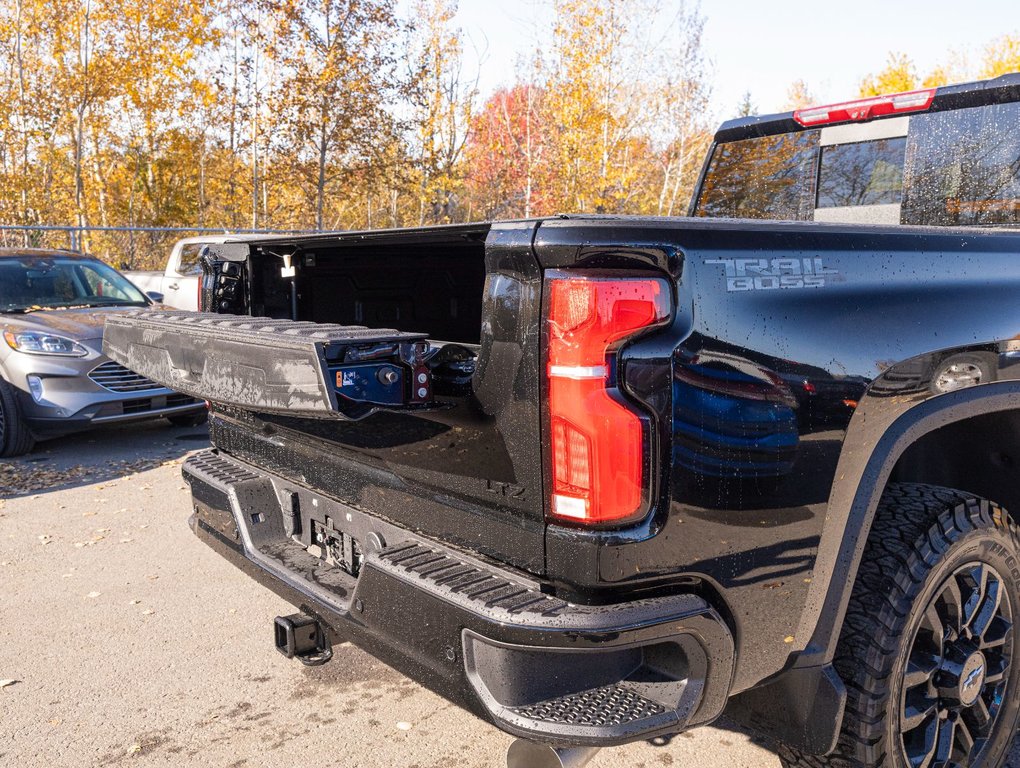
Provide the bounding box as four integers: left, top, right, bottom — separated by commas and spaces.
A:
540, 0, 710, 214
981, 35, 1020, 78
735, 91, 755, 117
2, 0, 1016, 251
0, 0, 64, 226
270, 0, 403, 230
859, 53, 918, 96
858, 52, 963, 96
783, 80, 814, 110
648, 4, 711, 216
544, 0, 629, 212
405, 0, 477, 224
463, 82, 550, 219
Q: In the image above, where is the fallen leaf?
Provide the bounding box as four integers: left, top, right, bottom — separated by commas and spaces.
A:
142, 609, 155, 616
783, 636, 795, 644
0, 679, 17, 689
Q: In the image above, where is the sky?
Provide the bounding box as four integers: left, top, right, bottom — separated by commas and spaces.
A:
440, 0, 1018, 122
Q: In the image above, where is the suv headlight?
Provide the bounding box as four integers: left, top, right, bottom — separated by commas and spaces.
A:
3, 329, 88, 357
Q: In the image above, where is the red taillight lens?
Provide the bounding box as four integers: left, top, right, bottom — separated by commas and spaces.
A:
793, 88, 935, 126
196, 277, 204, 312
546, 275, 670, 526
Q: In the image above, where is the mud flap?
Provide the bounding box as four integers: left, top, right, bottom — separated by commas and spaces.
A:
102, 310, 432, 419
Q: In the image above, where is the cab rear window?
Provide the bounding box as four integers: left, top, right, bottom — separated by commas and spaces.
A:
817, 138, 906, 208
694, 100, 1020, 227
901, 102, 1020, 226
693, 131, 818, 220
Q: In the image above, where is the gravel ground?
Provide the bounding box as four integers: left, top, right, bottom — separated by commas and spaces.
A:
0, 422, 1015, 768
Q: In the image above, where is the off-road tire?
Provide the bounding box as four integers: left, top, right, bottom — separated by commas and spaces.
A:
0, 378, 35, 457
779, 483, 1020, 768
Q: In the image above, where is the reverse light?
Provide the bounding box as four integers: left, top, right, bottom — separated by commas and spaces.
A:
793, 88, 936, 126
546, 274, 671, 526
3, 329, 88, 357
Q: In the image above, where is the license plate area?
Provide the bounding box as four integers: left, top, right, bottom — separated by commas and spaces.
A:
306, 517, 364, 578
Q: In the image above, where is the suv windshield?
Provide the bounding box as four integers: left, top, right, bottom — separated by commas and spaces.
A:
694, 101, 1020, 227
0, 256, 148, 313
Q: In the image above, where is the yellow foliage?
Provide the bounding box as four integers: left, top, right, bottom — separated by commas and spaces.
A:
783, 80, 814, 110
980, 35, 1020, 78
859, 53, 918, 97
1, 0, 1015, 245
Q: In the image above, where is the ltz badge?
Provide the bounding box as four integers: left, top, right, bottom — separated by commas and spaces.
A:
705, 257, 842, 292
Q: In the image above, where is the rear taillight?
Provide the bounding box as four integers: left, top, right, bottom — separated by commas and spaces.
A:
546, 274, 670, 526
196, 277, 204, 311
793, 88, 935, 126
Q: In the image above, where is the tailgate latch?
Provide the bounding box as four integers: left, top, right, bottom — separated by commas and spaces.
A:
329, 340, 433, 409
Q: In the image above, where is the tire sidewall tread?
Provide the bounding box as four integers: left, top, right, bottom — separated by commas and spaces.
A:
780, 482, 1020, 768
0, 377, 34, 458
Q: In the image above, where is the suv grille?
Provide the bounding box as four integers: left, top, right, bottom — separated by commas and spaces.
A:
88, 361, 164, 393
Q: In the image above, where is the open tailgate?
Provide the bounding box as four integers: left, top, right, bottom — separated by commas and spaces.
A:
102, 310, 431, 419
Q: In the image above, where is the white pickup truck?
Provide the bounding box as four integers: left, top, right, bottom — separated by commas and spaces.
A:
125, 235, 269, 310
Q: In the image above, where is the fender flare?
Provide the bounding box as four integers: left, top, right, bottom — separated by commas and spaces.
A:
727, 381, 1020, 755
799, 380, 1020, 662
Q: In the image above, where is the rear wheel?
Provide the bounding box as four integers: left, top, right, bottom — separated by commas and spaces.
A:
166, 409, 208, 428
779, 483, 1020, 768
0, 378, 35, 457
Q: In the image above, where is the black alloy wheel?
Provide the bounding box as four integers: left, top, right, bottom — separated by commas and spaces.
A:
778, 484, 1020, 768
901, 562, 1013, 768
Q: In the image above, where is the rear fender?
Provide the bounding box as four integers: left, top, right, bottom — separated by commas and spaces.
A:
798, 345, 1020, 663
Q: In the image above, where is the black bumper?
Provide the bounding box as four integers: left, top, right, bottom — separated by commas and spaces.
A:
183, 450, 735, 747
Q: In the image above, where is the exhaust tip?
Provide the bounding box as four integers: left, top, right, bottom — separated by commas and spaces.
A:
506, 739, 601, 768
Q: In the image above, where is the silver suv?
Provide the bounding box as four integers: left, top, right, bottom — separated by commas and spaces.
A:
0, 248, 206, 457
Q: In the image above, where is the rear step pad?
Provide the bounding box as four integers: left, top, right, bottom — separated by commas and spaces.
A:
103, 310, 430, 419
184, 449, 736, 744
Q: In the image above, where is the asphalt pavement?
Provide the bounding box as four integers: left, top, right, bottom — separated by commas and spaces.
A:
0, 422, 1015, 767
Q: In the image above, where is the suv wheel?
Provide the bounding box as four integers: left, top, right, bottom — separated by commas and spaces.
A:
0, 379, 35, 457
780, 483, 1020, 768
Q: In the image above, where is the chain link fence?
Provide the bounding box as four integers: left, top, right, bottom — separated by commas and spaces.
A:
0, 225, 318, 271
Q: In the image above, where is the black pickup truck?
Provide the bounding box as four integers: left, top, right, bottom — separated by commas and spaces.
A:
105, 73, 1020, 768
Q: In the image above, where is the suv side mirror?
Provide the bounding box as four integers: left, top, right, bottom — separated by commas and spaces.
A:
146, 291, 165, 304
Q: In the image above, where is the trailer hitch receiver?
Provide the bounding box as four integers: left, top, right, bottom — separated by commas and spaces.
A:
274, 613, 333, 666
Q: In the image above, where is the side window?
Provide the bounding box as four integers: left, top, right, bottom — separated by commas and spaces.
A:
694, 131, 820, 221
80, 265, 134, 300
176, 244, 205, 276
902, 102, 1020, 226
